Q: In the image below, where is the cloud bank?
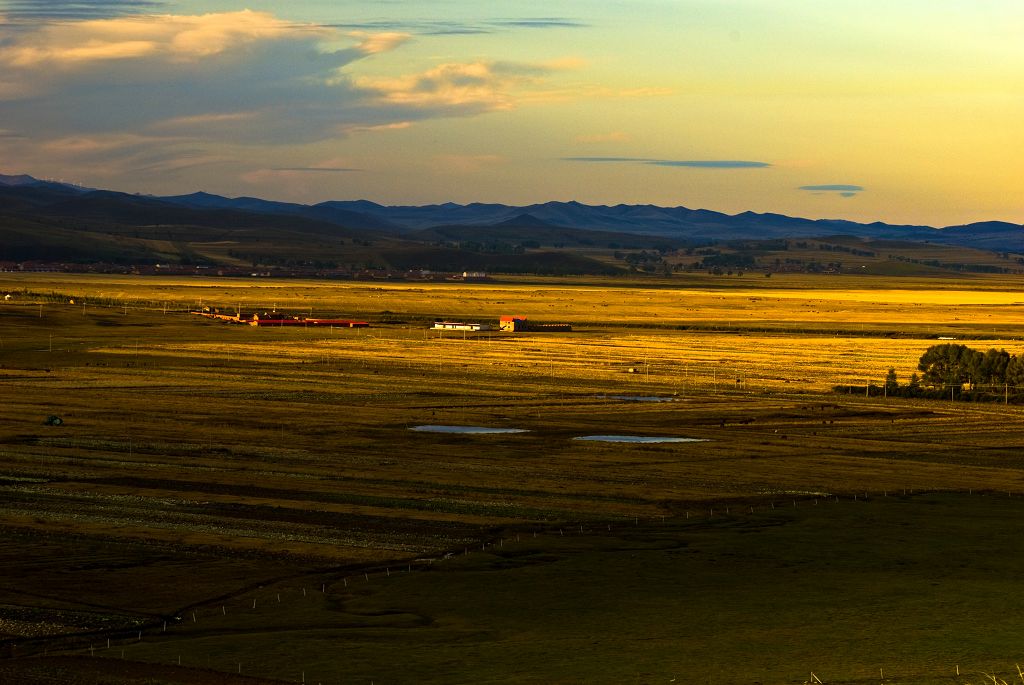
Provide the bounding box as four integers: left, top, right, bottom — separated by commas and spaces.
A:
0, 9, 577, 184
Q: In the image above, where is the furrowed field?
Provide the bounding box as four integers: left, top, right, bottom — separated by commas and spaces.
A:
3, 272, 1024, 684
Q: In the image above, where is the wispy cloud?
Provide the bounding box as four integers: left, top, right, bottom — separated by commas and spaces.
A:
270, 167, 361, 173
346, 30, 411, 55
564, 157, 772, 169
356, 60, 562, 114
325, 17, 586, 36
491, 18, 588, 29
649, 160, 771, 168
0, 0, 167, 21
340, 121, 413, 135
799, 184, 865, 198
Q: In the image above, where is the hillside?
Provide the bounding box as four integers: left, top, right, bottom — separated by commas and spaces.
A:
2, 172, 1023, 275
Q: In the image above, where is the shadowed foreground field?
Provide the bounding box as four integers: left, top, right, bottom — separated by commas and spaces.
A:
3, 274, 1024, 683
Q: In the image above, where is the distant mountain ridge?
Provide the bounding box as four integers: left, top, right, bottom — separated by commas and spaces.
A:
160, 190, 1024, 252
3, 171, 1024, 251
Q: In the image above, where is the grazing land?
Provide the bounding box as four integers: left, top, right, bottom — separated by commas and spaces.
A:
3, 272, 1024, 683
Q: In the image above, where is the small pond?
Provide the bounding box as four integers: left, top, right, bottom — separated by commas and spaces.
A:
573, 435, 707, 444
410, 425, 530, 434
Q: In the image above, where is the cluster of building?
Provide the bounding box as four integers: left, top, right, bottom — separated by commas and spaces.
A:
192, 309, 369, 327
431, 315, 572, 333
191, 309, 569, 333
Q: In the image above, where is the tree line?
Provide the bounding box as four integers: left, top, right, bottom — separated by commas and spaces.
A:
838, 343, 1024, 402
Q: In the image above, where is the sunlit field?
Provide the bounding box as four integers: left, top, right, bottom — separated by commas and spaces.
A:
4, 272, 1024, 684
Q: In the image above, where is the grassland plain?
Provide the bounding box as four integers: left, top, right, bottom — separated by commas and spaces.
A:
3, 273, 1024, 683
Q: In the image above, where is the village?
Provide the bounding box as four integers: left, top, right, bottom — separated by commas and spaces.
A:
192, 309, 571, 333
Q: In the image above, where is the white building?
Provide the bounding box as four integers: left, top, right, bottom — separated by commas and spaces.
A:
431, 321, 491, 331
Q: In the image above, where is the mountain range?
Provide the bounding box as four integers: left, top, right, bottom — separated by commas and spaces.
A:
157, 187, 1024, 249
1, 172, 1023, 272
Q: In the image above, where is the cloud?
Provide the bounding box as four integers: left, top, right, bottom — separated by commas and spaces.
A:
491, 18, 588, 29
563, 157, 772, 169
0, 11, 563, 146
325, 17, 586, 36
0, 11, 420, 142
0, 9, 589, 193
356, 60, 554, 113
0, 1, 166, 21
340, 121, 413, 134
799, 184, 865, 198
270, 167, 361, 173
799, 184, 865, 192
147, 111, 258, 132
649, 160, 771, 168
1, 130, 234, 181
0, 10, 324, 68
347, 30, 411, 55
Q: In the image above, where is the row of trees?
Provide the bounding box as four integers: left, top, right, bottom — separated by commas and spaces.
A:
872, 343, 1024, 401
915, 343, 1024, 389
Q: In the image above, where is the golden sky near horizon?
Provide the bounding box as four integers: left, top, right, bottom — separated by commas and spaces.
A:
0, 0, 1020, 226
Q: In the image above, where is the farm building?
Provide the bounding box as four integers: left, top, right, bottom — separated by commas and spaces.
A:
432, 321, 491, 331
250, 312, 304, 326
192, 310, 368, 327
191, 308, 244, 322
250, 312, 369, 327
499, 315, 528, 332
499, 316, 572, 332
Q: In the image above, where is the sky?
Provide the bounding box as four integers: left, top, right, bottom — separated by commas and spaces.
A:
0, 0, 1020, 226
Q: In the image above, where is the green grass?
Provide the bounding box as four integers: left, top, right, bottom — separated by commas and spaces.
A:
80, 493, 1024, 684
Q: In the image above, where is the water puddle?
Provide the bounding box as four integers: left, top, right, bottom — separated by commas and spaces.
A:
410, 425, 530, 434
573, 435, 707, 444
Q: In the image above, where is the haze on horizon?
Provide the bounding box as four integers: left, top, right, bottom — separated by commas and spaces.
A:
0, 0, 1020, 227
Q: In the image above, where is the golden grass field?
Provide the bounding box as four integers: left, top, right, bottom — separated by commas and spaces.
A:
4, 272, 1024, 683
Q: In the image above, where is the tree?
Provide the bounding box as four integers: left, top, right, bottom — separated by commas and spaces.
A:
884, 367, 899, 396
907, 373, 921, 397
917, 343, 982, 389
1006, 355, 1024, 390
977, 348, 1010, 386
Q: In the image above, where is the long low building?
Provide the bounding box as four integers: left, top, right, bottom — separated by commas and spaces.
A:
432, 321, 491, 331
499, 315, 571, 332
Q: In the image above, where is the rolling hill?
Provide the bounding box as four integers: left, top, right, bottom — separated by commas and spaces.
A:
1, 172, 1023, 275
